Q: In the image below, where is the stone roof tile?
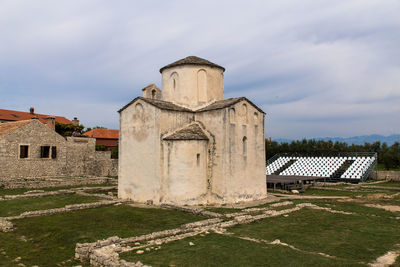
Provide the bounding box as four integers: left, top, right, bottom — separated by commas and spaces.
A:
119, 97, 265, 115
118, 97, 194, 113
160, 56, 225, 73
196, 97, 266, 114
163, 123, 209, 141
0, 120, 33, 136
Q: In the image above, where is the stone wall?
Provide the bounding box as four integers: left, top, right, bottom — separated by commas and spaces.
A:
119, 98, 266, 205
370, 171, 400, 181
0, 176, 117, 189
65, 137, 118, 177
0, 120, 118, 183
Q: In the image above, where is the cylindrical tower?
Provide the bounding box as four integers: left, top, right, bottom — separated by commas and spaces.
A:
160, 56, 225, 108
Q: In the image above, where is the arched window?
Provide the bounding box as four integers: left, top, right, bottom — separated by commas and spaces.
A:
197, 69, 207, 102
242, 104, 248, 123
151, 89, 156, 99
229, 108, 235, 124
135, 103, 144, 122
254, 112, 258, 125
171, 72, 179, 92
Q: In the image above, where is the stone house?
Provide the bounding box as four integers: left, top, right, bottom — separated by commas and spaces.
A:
0, 119, 117, 181
118, 56, 266, 205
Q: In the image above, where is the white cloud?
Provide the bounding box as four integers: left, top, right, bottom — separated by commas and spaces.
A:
0, 0, 399, 138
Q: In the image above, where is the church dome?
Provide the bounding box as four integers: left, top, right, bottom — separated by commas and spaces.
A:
160, 56, 225, 73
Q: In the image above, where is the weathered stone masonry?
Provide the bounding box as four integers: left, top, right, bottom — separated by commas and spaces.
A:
0, 120, 117, 184
119, 56, 267, 205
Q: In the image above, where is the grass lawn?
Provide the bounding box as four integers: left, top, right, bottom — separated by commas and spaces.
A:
0, 204, 206, 266
302, 188, 399, 198
1, 181, 400, 266
368, 181, 400, 188
120, 233, 361, 267
291, 199, 399, 217
229, 207, 400, 264
301, 188, 371, 197
0, 194, 102, 217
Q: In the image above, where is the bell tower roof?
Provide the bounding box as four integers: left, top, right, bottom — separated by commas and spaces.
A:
159, 56, 225, 73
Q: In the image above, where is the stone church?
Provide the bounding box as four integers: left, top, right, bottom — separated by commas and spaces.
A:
118, 56, 266, 205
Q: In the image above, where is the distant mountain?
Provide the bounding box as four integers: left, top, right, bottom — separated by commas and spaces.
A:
274, 134, 400, 146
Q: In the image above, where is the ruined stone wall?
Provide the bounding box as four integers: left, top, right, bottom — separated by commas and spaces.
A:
86, 151, 118, 177
65, 137, 96, 177
370, 171, 400, 181
65, 137, 117, 177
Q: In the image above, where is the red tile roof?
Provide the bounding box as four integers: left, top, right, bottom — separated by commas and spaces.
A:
82, 129, 119, 140
0, 108, 72, 124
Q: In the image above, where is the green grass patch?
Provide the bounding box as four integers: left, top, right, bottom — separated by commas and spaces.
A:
318, 183, 355, 188
368, 181, 400, 188
0, 205, 206, 266
302, 188, 370, 197
0, 194, 101, 217
302, 188, 397, 198
120, 233, 360, 267
230, 208, 400, 263
0, 187, 27, 196
292, 199, 398, 217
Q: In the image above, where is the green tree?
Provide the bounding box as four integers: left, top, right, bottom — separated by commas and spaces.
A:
55, 122, 85, 137
111, 146, 118, 159
95, 144, 107, 151
83, 126, 107, 133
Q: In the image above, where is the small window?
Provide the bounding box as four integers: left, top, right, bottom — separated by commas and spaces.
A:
171, 72, 179, 91
242, 136, 247, 155
40, 146, 50, 158
242, 136, 247, 165
197, 153, 200, 166
51, 146, 57, 159
19, 145, 29, 159
151, 89, 156, 99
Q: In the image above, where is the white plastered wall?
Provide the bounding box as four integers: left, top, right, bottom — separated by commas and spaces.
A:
161, 140, 208, 204
161, 65, 224, 108
118, 100, 162, 202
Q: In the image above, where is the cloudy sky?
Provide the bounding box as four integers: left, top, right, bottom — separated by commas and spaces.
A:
1, 0, 399, 139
